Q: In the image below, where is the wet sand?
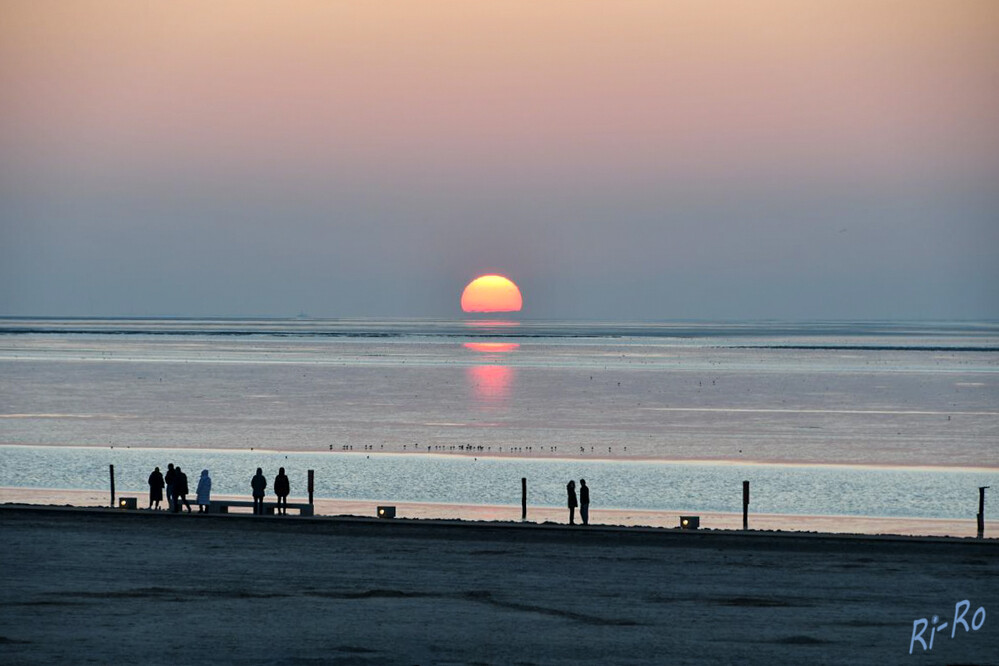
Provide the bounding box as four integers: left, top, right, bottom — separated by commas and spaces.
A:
1, 505, 996, 664
3, 486, 996, 538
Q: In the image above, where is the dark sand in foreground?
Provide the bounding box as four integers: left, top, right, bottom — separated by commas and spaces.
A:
1, 506, 997, 664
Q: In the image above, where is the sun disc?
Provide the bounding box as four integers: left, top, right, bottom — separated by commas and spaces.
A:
460, 275, 523, 313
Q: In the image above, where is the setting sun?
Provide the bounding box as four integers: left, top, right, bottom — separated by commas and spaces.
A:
460, 275, 523, 313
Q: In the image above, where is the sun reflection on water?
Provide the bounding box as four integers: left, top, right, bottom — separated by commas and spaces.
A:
467, 364, 515, 403
463, 341, 518, 404
462, 342, 520, 353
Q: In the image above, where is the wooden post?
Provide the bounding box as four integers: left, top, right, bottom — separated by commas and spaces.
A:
521, 477, 527, 520
308, 469, 315, 505
109, 464, 116, 508
978, 486, 989, 539
742, 480, 749, 530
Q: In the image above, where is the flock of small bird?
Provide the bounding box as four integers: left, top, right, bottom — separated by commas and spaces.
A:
331, 443, 629, 456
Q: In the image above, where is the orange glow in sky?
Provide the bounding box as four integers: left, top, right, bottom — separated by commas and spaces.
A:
460, 275, 523, 313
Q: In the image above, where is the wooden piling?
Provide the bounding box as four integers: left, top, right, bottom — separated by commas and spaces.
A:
308, 469, 315, 505
109, 464, 116, 508
978, 486, 989, 539
742, 480, 749, 530
521, 477, 527, 520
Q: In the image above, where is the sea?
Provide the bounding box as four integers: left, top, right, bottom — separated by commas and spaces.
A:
1, 318, 997, 522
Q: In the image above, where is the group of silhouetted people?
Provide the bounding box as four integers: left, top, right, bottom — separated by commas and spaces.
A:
566, 479, 590, 525
148, 463, 583, 522
251, 467, 292, 515
148, 463, 212, 513
147, 464, 291, 515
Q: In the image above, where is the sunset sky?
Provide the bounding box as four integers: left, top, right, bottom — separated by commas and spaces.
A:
1, 1, 997, 319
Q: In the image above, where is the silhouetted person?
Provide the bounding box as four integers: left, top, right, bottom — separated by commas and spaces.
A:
196, 469, 212, 513
567, 480, 578, 525
579, 479, 590, 525
174, 466, 191, 513
164, 463, 177, 512
274, 467, 290, 515
251, 468, 267, 515
147, 467, 164, 510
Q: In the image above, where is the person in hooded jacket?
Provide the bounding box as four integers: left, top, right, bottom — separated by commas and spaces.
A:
274, 467, 290, 515
173, 466, 192, 513
196, 469, 212, 513
251, 468, 267, 515
148, 467, 164, 510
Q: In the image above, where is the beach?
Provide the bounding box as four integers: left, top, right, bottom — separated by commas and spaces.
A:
1, 505, 996, 664
4, 487, 999, 539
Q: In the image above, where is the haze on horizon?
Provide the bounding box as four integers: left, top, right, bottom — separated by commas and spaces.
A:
1, 1, 997, 321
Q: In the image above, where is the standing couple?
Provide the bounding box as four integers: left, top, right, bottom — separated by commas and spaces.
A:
566, 479, 590, 525
250, 467, 292, 515
162, 463, 192, 513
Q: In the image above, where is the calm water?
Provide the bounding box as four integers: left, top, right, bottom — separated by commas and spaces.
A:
1, 446, 997, 520
1, 318, 997, 518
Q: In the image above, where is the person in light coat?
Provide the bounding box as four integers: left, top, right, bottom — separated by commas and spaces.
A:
196, 469, 212, 513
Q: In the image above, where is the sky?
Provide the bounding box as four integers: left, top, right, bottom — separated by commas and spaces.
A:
1, 1, 997, 320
